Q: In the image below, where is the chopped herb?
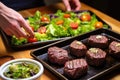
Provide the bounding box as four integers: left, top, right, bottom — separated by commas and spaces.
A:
76, 41, 82, 45
116, 43, 120, 47
89, 48, 98, 53
96, 35, 102, 39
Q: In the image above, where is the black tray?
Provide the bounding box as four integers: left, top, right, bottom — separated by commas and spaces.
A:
0, 10, 111, 50
0, 30, 70, 50
30, 28, 120, 80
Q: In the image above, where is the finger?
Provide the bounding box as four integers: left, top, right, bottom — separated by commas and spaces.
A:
6, 28, 20, 38
62, 0, 71, 11
74, 0, 81, 11
9, 28, 23, 38
0, 12, 24, 38
17, 17, 34, 38
6, 23, 28, 38
10, 23, 28, 38
2, 28, 13, 36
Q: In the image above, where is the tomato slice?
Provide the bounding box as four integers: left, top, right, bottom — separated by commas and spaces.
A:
64, 14, 71, 18
95, 21, 103, 28
41, 16, 49, 22
37, 26, 46, 34
56, 20, 64, 25
70, 22, 78, 29
28, 37, 37, 43
80, 14, 91, 21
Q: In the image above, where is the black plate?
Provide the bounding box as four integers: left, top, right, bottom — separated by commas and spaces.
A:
30, 28, 120, 80
0, 10, 111, 50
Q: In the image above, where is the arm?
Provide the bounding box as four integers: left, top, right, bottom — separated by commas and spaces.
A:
62, 0, 81, 11
0, 2, 34, 38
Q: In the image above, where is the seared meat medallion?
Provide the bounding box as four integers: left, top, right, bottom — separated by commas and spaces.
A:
64, 59, 88, 79
86, 48, 107, 66
48, 46, 69, 65
88, 35, 109, 49
70, 40, 87, 57
109, 41, 120, 59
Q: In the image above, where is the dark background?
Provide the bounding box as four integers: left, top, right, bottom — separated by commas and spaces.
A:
80, 0, 120, 21
1, 0, 45, 11
1, 0, 119, 21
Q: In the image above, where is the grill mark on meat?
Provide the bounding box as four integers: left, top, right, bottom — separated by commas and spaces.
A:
64, 59, 88, 79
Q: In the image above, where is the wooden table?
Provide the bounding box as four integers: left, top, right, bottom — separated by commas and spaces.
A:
0, 2, 120, 80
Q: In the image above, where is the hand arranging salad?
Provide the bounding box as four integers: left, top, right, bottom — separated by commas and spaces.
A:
11, 10, 109, 45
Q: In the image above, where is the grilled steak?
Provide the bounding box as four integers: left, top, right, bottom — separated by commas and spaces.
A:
69, 40, 87, 57
64, 59, 88, 79
88, 35, 109, 49
48, 46, 69, 65
109, 41, 120, 59
86, 48, 107, 66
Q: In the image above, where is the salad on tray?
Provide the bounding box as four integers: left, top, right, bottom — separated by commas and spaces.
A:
11, 10, 109, 46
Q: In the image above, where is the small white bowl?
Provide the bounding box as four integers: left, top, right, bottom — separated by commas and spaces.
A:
0, 58, 44, 80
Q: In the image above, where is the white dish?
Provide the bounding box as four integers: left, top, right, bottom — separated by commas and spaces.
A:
0, 58, 44, 80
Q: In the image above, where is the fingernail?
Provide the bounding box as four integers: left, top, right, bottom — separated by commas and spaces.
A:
67, 8, 71, 11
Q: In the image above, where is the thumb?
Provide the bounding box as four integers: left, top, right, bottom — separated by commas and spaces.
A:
62, 0, 71, 11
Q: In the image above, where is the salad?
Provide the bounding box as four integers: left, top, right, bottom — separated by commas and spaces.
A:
4, 62, 39, 79
11, 10, 109, 45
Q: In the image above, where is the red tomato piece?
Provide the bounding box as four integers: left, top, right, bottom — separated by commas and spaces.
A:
70, 22, 79, 29
56, 20, 64, 25
37, 26, 46, 34
64, 14, 71, 18
95, 21, 103, 28
41, 16, 49, 22
28, 37, 37, 43
80, 14, 91, 21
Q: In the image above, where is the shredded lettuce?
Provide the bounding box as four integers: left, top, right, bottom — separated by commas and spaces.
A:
34, 32, 53, 41
28, 11, 41, 31
11, 36, 27, 45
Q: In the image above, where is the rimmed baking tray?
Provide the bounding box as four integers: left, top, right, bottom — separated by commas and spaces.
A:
0, 10, 111, 50
30, 28, 120, 80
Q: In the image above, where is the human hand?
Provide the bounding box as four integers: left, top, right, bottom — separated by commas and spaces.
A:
0, 3, 34, 38
62, 0, 81, 11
